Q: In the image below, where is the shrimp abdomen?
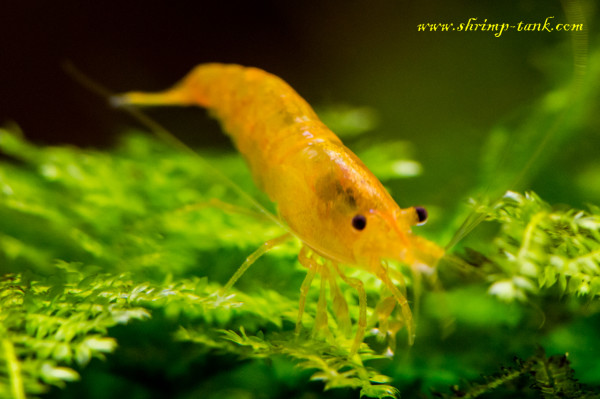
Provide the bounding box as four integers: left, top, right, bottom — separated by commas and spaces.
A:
117, 63, 342, 196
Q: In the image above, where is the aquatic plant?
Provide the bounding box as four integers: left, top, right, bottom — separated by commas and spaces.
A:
1, 115, 599, 398
1, 37, 600, 399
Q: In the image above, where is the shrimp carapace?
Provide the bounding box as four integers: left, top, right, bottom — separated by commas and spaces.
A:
115, 63, 444, 354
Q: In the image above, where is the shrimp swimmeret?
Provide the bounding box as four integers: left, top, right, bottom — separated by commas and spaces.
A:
114, 63, 445, 355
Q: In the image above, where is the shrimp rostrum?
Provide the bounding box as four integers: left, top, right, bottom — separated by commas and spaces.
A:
114, 63, 445, 355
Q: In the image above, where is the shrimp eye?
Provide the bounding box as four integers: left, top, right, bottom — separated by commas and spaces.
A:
415, 206, 428, 226
352, 214, 367, 231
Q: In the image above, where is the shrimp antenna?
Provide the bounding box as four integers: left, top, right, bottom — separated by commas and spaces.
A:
445, 0, 588, 251
62, 61, 288, 232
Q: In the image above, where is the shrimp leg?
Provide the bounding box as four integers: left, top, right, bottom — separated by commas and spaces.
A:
296, 246, 318, 334
326, 265, 351, 337
375, 262, 415, 345
297, 248, 352, 340
222, 233, 292, 292
314, 264, 331, 338
333, 263, 367, 356
370, 294, 396, 338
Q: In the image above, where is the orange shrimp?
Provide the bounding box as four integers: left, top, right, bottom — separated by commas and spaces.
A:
114, 63, 445, 355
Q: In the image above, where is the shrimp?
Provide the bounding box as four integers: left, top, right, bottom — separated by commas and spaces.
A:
113, 63, 445, 355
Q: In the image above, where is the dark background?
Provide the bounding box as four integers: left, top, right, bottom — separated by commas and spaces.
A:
2, 1, 568, 144
1, 0, 597, 208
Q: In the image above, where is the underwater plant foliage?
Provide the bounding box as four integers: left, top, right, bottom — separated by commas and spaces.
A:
2, 45, 600, 399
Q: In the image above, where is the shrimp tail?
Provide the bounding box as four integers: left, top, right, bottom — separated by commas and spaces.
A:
111, 82, 198, 108
111, 63, 239, 109
110, 89, 194, 108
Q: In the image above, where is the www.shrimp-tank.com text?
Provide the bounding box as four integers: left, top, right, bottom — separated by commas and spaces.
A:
417, 17, 583, 38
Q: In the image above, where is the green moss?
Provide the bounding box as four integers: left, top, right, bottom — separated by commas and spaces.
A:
2, 47, 600, 399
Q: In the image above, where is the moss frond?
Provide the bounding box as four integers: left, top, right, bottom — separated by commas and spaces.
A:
469, 191, 600, 302
432, 348, 599, 399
